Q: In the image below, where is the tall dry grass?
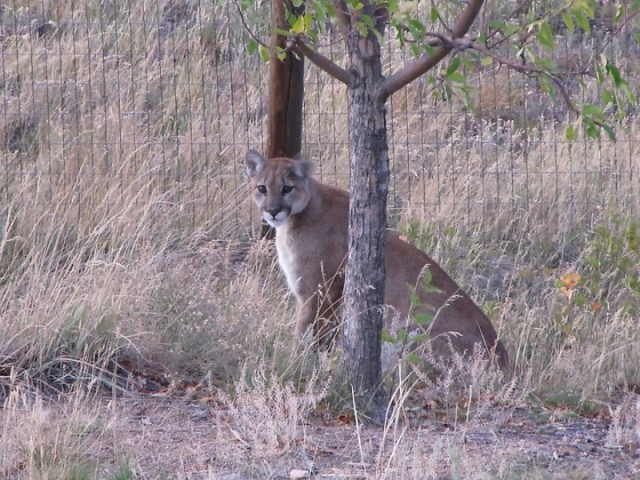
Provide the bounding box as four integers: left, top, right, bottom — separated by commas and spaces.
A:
1, 0, 640, 477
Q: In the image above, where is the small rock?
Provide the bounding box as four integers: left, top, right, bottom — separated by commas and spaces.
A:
289, 468, 310, 479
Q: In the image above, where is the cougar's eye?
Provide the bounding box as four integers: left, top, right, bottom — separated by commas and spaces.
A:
257, 185, 267, 194
282, 185, 293, 194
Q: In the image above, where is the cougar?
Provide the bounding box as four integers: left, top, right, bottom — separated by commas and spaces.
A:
245, 149, 509, 370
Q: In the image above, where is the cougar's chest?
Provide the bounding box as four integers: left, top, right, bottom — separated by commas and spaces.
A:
275, 225, 303, 295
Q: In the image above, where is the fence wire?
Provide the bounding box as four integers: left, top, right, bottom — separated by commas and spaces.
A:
1, 0, 639, 244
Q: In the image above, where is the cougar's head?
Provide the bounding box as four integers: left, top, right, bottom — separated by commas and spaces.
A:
245, 150, 312, 228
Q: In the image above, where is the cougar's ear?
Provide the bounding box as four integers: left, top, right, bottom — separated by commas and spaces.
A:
291, 152, 312, 179
245, 149, 266, 178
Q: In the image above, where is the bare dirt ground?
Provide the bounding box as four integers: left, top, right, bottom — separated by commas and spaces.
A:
83, 390, 639, 479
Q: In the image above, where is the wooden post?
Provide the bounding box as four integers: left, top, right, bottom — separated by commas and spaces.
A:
262, 0, 305, 238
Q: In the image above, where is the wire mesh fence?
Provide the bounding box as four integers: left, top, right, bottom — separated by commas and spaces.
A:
1, 0, 639, 246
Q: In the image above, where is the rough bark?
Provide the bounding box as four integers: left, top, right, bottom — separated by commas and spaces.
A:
338, 24, 390, 424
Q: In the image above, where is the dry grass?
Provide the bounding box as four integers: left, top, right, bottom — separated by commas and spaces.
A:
1, 387, 115, 479
1, 0, 640, 478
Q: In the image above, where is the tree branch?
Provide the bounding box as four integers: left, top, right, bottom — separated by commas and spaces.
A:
291, 38, 352, 85
427, 33, 580, 117
231, 0, 268, 49
377, 0, 485, 103
232, 0, 350, 85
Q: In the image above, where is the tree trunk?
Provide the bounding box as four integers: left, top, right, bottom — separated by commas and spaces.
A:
339, 29, 390, 424
262, 0, 305, 238
266, 0, 304, 159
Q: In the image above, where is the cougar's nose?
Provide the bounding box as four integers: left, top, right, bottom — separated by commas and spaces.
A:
266, 208, 280, 218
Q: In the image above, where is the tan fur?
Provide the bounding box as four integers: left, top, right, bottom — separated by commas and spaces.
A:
245, 150, 509, 369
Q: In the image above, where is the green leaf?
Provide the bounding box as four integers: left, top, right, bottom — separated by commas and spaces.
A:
381, 328, 398, 344
565, 124, 577, 141
614, 4, 624, 23
459, 85, 474, 112
291, 15, 306, 34
421, 268, 432, 287
602, 124, 616, 142
595, 64, 605, 85
307, 28, 319, 44
533, 55, 558, 71
446, 72, 466, 83
423, 43, 436, 57
397, 328, 408, 344
538, 75, 557, 104
291, 0, 304, 7
355, 21, 368, 37
408, 18, 425, 33
446, 57, 461, 77
584, 119, 600, 141
621, 83, 637, 103
576, 0, 595, 17
443, 84, 453, 102
410, 333, 430, 343
239, 0, 254, 10
246, 38, 258, 55
423, 285, 443, 294
489, 20, 517, 37
259, 45, 270, 63
480, 56, 493, 67
372, 27, 384, 46
413, 312, 433, 326
273, 28, 292, 37
536, 22, 555, 51
561, 11, 575, 34
408, 286, 419, 308
602, 89, 615, 106
430, 7, 439, 23
574, 10, 591, 33
286, 10, 297, 25
360, 14, 374, 27
583, 104, 605, 120
606, 63, 623, 87
311, 2, 332, 27
406, 352, 421, 365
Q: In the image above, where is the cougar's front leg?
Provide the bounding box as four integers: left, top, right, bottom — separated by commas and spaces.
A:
295, 298, 317, 341
295, 293, 339, 350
